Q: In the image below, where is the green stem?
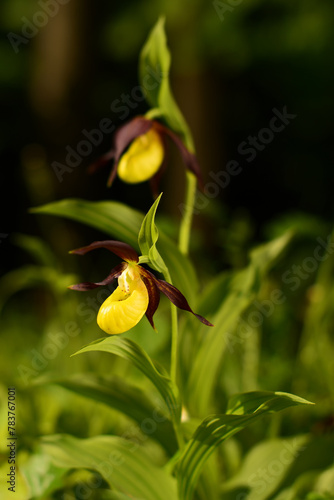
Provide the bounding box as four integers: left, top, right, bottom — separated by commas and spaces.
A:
163, 268, 184, 448
145, 108, 163, 120
163, 268, 179, 386
172, 169, 197, 447
178, 171, 197, 255
173, 417, 184, 451
170, 301, 179, 387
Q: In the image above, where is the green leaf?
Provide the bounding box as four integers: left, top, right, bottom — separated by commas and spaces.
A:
72, 336, 181, 422
12, 233, 57, 267
139, 17, 166, 110
139, 17, 194, 151
31, 198, 198, 302
41, 434, 178, 500
184, 265, 257, 415
0, 265, 76, 312
276, 434, 334, 500
20, 452, 67, 499
185, 231, 294, 416
55, 374, 178, 455
176, 391, 313, 500
102, 492, 142, 500
226, 390, 313, 415
31, 198, 141, 247
222, 434, 334, 500
249, 229, 294, 277
220, 436, 309, 500
138, 193, 167, 273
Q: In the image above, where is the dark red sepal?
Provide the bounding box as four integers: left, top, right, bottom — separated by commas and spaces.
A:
87, 117, 153, 186
106, 117, 153, 186
69, 240, 139, 263
68, 262, 126, 291
140, 272, 160, 330
140, 267, 213, 327
88, 150, 115, 175
157, 279, 213, 326
153, 121, 204, 190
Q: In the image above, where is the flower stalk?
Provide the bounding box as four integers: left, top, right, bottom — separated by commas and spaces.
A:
163, 268, 179, 386
178, 171, 197, 255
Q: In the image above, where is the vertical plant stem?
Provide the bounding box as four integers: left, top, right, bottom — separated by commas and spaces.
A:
170, 305, 184, 449
164, 268, 179, 386
163, 268, 184, 448
172, 169, 197, 447
178, 171, 197, 255
170, 300, 179, 387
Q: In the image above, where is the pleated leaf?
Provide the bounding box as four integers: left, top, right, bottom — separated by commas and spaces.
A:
72, 336, 181, 422
31, 198, 198, 302
226, 390, 313, 415
185, 231, 294, 416
176, 391, 313, 500
56, 374, 178, 455
220, 435, 309, 500
185, 265, 257, 415
220, 435, 334, 500
41, 434, 178, 500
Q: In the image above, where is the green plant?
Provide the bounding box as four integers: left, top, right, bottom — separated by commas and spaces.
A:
2, 16, 333, 500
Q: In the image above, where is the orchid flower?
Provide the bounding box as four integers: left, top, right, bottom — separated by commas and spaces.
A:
69, 240, 213, 335
89, 116, 204, 195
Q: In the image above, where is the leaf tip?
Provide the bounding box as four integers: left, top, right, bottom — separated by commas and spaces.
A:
70, 349, 81, 358
156, 14, 166, 30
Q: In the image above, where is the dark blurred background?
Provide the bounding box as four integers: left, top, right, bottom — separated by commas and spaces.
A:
1, 0, 334, 275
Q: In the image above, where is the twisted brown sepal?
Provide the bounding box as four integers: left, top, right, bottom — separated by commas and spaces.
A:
153, 121, 204, 191
106, 117, 153, 186
139, 267, 213, 327
87, 150, 115, 175
68, 262, 126, 291
141, 274, 160, 330
88, 117, 153, 186
69, 240, 139, 263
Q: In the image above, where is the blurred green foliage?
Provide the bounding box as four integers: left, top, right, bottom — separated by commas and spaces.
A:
1, 1, 334, 498
1, 0, 334, 236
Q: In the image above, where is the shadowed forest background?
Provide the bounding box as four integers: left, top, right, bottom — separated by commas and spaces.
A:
1, 0, 334, 274
1, 1, 334, 499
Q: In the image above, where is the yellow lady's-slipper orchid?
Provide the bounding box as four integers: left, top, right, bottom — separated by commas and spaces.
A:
69, 240, 213, 335
89, 116, 204, 196
117, 128, 164, 184
97, 263, 149, 335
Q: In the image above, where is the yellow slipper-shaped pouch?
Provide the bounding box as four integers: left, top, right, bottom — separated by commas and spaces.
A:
97, 265, 149, 334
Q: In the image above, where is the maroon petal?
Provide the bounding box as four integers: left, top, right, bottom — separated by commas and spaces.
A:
153, 121, 204, 189
107, 117, 153, 186
68, 262, 126, 291
140, 273, 160, 330
140, 267, 213, 327
88, 150, 115, 175
69, 240, 139, 263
